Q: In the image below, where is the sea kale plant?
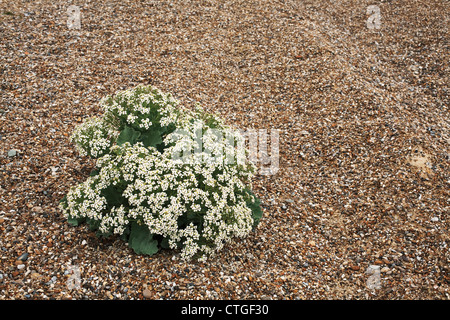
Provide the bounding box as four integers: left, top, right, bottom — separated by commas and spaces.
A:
60, 85, 262, 261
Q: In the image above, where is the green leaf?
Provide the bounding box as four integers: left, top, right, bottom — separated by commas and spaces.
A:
128, 222, 159, 255
244, 188, 263, 228
101, 185, 126, 207
59, 194, 68, 208
120, 224, 131, 242
89, 168, 100, 177
67, 216, 85, 227
160, 236, 170, 249
249, 198, 262, 228
86, 217, 101, 231
139, 129, 163, 148
117, 125, 141, 146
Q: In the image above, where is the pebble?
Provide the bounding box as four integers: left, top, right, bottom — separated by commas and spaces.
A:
7, 149, 17, 157
32, 207, 43, 213
143, 288, 152, 299
31, 272, 41, 279
17, 264, 26, 270
18, 253, 29, 261
47, 276, 57, 285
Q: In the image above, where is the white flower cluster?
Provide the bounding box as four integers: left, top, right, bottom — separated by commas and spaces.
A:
70, 117, 117, 158
62, 85, 259, 261
63, 175, 108, 222
99, 85, 179, 130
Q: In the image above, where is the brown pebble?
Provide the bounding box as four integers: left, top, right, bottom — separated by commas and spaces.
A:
349, 265, 360, 271
31, 272, 41, 279
143, 288, 152, 299
374, 260, 383, 265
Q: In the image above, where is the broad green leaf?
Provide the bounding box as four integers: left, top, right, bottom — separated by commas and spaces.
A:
59, 195, 68, 209
128, 222, 159, 255
117, 125, 141, 146
120, 224, 131, 242
86, 217, 101, 231
139, 129, 163, 148
160, 236, 170, 249
89, 168, 100, 177
101, 185, 126, 207
244, 188, 263, 228
67, 216, 85, 226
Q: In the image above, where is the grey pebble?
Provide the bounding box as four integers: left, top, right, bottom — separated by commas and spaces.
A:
18, 253, 29, 261
7, 150, 17, 157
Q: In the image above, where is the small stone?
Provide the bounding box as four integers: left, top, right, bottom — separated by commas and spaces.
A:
17, 264, 26, 270
308, 241, 316, 246
143, 288, 152, 299
431, 217, 439, 222
381, 267, 390, 273
7, 149, 17, 157
32, 206, 43, 213
31, 272, 41, 279
374, 259, 383, 265
46, 276, 57, 285
81, 240, 87, 245
349, 265, 360, 271
18, 252, 29, 261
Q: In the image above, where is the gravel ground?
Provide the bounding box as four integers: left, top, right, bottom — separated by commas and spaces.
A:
0, 0, 448, 300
